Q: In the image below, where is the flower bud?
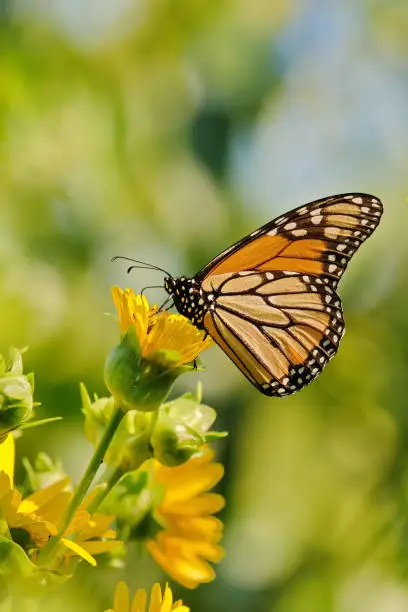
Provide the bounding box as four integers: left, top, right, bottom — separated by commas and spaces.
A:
23, 453, 67, 492
151, 414, 203, 467
0, 348, 34, 440
80, 382, 116, 448
104, 327, 191, 413
150, 386, 228, 467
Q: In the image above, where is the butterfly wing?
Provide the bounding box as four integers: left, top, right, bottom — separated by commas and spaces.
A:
198, 193, 382, 396
196, 193, 383, 288
203, 271, 344, 396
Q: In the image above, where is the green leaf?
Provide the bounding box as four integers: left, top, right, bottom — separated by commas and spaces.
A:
204, 431, 229, 441
0, 536, 37, 578
20, 417, 63, 430
0, 537, 69, 595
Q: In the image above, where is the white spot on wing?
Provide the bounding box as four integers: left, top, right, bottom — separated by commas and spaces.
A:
292, 229, 308, 237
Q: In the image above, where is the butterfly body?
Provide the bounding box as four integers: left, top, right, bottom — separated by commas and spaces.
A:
164, 193, 383, 396
164, 276, 207, 329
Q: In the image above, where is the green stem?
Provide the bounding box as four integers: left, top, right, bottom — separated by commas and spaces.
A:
148, 409, 159, 435
87, 467, 123, 514
87, 409, 159, 514
38, 403, 124, 566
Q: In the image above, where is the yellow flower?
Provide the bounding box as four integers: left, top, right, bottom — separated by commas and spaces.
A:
61, 487, 121, 567
0, 433, 15, 486
0, 435, 120, 567
147, 450, 225, 589
105, 581, 189, 612
111, 287, 212, 365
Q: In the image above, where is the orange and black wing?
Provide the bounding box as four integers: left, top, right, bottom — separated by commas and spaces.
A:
197, 193, 382, 396
203, 271, 344, 396
196, 193, 383, 288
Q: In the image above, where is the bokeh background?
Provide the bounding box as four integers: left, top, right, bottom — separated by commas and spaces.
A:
1, 0, 408, 610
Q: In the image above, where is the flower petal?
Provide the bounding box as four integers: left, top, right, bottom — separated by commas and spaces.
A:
148, 583, 162, 612
161, 584, 173, 612
60, 537, 97, 567
0, 434, 15, 486
144, 314, 210, 364
114, 581, 130, 612
131, 589, 147, 612
23, 477, 71, 510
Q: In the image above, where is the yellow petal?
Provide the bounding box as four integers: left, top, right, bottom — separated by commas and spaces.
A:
143, 314, 210, 364
111, 287, 132, 334
65, 510, 91, 535
161, 584, 173, 612
163, 493, 225, 516
114, 581, 130, 612
23, 477, 71, 509
61, 537, 97, 567
74, 513, 115, 540
17, 499, 38, 514
131, 589, 147, 612
0, 434, 15, 486
111, 287, 151, 348
148, 583, 163, 612
155, 460, 224, 506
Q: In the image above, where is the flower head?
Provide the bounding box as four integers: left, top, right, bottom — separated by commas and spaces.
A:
105, 581, 189, 612
105, 288, 212, 412
111, 287, 212, 365
147, 449, 225, 589
0, 435, 120, 568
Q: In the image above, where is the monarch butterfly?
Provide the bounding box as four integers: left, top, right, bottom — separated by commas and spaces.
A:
158, 193, 384, 396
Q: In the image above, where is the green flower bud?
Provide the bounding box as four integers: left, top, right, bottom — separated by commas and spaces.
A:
150, 385, 228, 467
151, 412, 204, 467
0, 348, 34, 439
104, 327, 191, 413
22, 453, 67, 493
80, 382, 116, 448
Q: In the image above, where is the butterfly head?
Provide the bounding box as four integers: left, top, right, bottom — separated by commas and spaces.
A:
163, 275, 176, 295
164, 276, 207, 329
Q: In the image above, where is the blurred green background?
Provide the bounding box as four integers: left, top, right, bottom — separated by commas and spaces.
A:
1, 0, 408, 610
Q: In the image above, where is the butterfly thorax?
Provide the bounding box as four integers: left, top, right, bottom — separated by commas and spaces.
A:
164, 276, 208, 329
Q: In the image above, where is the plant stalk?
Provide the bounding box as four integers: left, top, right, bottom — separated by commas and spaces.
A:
38, 403, 124, 566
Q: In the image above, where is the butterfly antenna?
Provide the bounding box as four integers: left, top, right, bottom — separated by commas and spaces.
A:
140, 285, 165, 299
111, 256, 172, 277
